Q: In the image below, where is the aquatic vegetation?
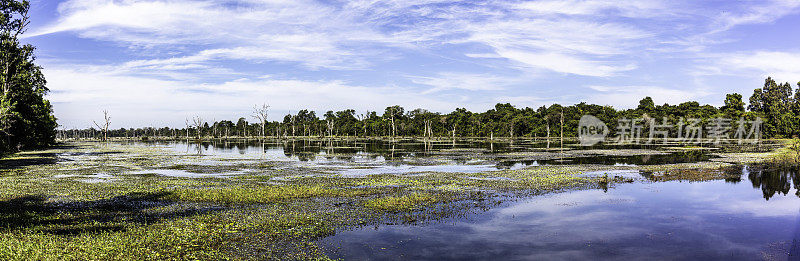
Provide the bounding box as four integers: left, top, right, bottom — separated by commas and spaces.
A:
767, 139, 800, 168
648, 167, 741, 182
165, 185, 377, 204
364, 193, 437, 213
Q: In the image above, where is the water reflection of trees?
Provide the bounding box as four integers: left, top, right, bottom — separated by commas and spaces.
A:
746, 167, 800, 200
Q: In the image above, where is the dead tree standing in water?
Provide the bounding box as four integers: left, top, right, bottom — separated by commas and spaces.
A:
252, 103, 270, 138
192, 116, 203, 140
93, 110, 110, 141
185, 118, 190, 140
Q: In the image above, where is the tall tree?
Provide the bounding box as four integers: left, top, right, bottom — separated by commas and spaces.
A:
721, 93, 745, 119
1, 0, 57, 154
749, 77, 795, 137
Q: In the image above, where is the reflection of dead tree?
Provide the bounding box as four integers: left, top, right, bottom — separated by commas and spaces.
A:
192, 116, 203, 139
252, 103, 269, 138
93, 110, 110, 141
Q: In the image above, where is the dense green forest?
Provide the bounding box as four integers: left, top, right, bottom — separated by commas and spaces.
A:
62, 77, 800, 140
0, 0, 57, 155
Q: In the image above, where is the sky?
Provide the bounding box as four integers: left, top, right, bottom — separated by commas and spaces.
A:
20, 0, 800, 128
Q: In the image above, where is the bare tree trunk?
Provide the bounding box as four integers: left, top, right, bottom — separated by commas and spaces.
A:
192, 116, 203, 140
546, 116, 550, 149
560, 110, 564, 152
252, 103, 270, 139
93, 110, 110, 142
391, 116, 396, 137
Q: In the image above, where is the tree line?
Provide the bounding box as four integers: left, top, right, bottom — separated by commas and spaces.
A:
61, 77, 800, 141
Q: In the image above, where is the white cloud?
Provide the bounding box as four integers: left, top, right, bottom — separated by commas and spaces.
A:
512, 0, 668, 18
44, 66, 468, 128
409, 72, 526, 93
711, 0, 800, 33
712, 51, 800, 81
31, 0, 382, 69
30, 0, 658, 76
586, 85, 709, 108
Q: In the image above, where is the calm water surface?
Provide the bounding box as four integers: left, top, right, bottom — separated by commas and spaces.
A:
322, 167, 800, 260
131, 140, 724, 174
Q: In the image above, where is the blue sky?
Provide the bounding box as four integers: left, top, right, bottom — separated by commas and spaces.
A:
21, 0, 800, 128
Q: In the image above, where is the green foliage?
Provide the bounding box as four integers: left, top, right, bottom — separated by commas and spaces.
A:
748, 77, 798, 138
721, 93, 746, 119
1, 0, 57, 155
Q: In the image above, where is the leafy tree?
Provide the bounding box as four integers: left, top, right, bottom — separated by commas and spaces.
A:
1, 0, 57, 154
637, 97, 655, 115
748, 77, 795, 137
721, 93, 745, 119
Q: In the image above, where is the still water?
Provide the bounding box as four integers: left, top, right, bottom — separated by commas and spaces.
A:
132, 139, 724, 176
322, 167, 800, 260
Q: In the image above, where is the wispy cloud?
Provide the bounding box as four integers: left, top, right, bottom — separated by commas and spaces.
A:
712, 51, 800, 81
410, 72, 526, 93
711, 0, 800, 33
29, 0, 667, 76
25, 0, 800, 126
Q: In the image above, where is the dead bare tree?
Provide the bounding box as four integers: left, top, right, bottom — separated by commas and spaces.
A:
192, 116, 203, 139
560, 108, 564, 152
212, 118, 217, 138
185, 118, 190, 139
423, 119, 432, 138
326, 119, 334, 137
291, 115, 297, 136
251, 103, 270, 138
93, 110, 110, 141
390, 114, 396, 137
